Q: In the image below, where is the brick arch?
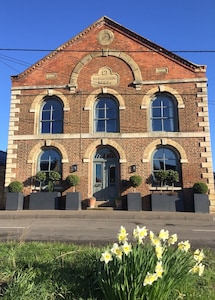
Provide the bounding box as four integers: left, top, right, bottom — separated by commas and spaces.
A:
142, 139, 188, 163
69, 51, 142, 90
27, 141, 69, 164
30, 90, 70, 112
83, 139, 127, 162
141, 86, 185, 109
84, 88, 125, 109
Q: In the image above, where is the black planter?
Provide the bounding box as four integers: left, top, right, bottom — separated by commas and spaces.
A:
65, 192, 82, 210
127, 193, 142, 211
151, 192, 184, 212
29, 192, 60, 210
194, 194, 210, 213
6, 193, 24, 210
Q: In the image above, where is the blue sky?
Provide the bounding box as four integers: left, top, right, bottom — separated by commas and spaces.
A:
1, 0, 215, 167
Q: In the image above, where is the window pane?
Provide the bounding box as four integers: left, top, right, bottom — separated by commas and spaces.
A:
107, 120, 117, 132
151, 94, 177, 132
152, 108, 161, 117
41, 122, 50, 133
40, 98, 63, 134
96, 120, 105, 131
152, 120, 162, 131
94, 96, 119, 132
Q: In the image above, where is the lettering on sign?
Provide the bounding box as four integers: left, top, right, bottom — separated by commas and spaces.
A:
91, 67, 120, 87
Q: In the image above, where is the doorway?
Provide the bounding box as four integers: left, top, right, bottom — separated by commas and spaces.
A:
93, 147, 119, 201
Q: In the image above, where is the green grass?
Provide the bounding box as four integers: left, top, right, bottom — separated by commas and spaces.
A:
0, 241, 214, 299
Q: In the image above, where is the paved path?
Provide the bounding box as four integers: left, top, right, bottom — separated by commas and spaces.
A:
0, 210, 214, 248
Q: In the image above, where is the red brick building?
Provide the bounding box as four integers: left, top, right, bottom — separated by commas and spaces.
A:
5, 16, 215, 212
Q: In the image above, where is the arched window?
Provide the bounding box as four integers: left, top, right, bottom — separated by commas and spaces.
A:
94, 96, 119, 132
38, 148, 62, 175
151, 93, 178, 131
40, 97, 63, 134
152, 147, 180, 186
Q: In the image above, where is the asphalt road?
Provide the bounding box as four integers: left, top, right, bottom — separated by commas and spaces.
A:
0, 210, 215, 248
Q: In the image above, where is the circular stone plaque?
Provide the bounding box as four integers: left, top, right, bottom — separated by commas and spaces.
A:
97, 29, 114, 45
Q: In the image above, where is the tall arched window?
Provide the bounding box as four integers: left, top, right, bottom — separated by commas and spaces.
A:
152, 147, 180, 186
94, 96, 119, 132
38, 148, 62, 175
40, 96, 63, 134
151, 93, 178, 132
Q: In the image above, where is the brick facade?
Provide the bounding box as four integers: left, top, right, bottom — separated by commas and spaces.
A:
4, 16, 215, 212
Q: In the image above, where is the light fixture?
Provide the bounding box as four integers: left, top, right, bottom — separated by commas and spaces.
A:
70, 164, 77, 172
130, 165, 136, 173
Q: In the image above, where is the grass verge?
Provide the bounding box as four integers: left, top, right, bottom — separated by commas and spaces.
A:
0, 241, 214, 299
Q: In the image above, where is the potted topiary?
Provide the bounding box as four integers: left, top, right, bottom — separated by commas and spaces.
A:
193, 182, 210, 213
127, 175, 143, 211
65, 174, 82, 210
6, 181, 24, 210
151, 170, 183, 212
29, 171, 61, 210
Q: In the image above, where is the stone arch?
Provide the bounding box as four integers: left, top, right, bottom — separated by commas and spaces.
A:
69, 50, 142, 91
141, 86, 185, 109
30, 89, 70, 112
84, 88, 125, 133
142, 139, 188, 163
27, 140, 69, 164
83, 139, 127, 162
29, 90, 70, 134
84, 87, 125, 109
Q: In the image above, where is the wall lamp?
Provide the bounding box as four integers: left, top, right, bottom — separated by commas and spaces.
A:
130, 165, 136, 173
70, 164, 78, 172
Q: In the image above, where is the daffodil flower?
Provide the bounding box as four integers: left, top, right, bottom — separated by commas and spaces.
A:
178, 240, 191, 252
100, 250, 113, 264
111, 243, 123, 260
155, 245, 164, 260
159, 229, 169, 241
190, 263, 205, 276
155, 261, 164, 278
133, 226, 148, 243
143, 272, 158, 286
118, 226, 128, 244
122, 241, 132, 256
194, 249, 205, 263
168, 233, 178, 245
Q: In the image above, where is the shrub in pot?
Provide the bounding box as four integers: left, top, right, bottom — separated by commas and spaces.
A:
193, 182, 209, 213
6, 181, 24, 210
65, 174, 82, 210
193, 182, 208, 194
66, 174, 80, 192
127, 175, 142, 211
151, 170, 183, 212
29, 171, 61, 210
129, 175, 142, 192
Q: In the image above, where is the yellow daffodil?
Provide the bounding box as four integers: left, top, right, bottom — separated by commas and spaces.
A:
190, 263, 205, 276
122, 241, 132, 256
100, 250, 113, 264
155, 245, 164, 260
159, 229, 169, 241
178, 240, 191, 252
133, 226, 148, 243
111, 243, 123, 260
194, 249, 205, 263
118, 226, 128, 244
151, 236, 161, 247
155, 261, 164, 278
143, 272, 158, 286
168, 233, 178, 245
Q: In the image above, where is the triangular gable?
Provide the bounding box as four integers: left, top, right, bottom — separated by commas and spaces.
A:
12, 16, 205, 80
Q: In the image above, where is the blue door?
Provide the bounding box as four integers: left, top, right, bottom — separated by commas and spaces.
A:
93, 147, 119, 201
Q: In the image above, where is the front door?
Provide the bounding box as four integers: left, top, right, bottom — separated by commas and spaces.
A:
93, 147, 119, 201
